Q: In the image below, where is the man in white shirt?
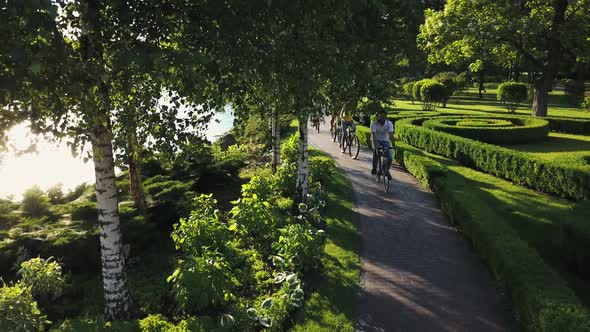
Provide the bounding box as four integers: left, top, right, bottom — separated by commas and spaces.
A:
370, 109, 394, 179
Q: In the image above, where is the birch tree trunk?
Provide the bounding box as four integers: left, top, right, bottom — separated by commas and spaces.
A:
127, 131, 146, 211
271, 108, 281, 174
295, 113, 309, 206
93, 111, 131, 320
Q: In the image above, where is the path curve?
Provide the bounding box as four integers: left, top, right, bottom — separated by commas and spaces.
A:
309, 123, 516, 332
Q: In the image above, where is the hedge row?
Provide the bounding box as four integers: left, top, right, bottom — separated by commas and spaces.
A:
422, 116, 550, 144
546, 117, 590, 135
393, 144, 447, 188
396, 117, 590, 200
394, 142, 590, 332
562, 201, 590, 278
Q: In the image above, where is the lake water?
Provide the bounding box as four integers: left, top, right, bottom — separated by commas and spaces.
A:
0, 108, 234, 200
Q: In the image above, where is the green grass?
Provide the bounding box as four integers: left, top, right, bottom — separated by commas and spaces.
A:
291, 151, 360, 331
395, 88, 590, 119
502, 132, 590, 171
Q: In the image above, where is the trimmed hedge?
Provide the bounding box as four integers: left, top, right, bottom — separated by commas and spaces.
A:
356, 125, 372, 150
396, 117, 590, 200
562, 201, 590, 278
393, 144, 447, 188
422, 116, 550, 144
546, 117, 590, 135
395, 143, 590, 332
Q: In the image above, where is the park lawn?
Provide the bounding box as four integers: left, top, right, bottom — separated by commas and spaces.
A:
501, 132, 590, 172
291, 150, 360, 331
407, 147, 590, 306
393, 87, 590, 119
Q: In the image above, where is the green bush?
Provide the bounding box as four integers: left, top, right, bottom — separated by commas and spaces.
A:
143, 175, 171, 187
46, 185, 65, 205
432, 72, 458, 107
0, 283, 46, 332
281, 133, 300, 165
356, 125, 372, 149
230, 195, 280, 254
420, 81, 446, 111
64, 184, 89, 202
582, 96, 590, 111
563, 79, 584, 107
397, 147, 590, 332
411, 79, 431, 101
402, 81, 416, 103
272, 223, 324, 274
562, 202, 590, 278
21, 186, 51, 218
69, 201, 98, 221
396, 117, 590, 200
168, 249, 239, 314
393, 143, 447, 188
18, 257, 64, 301
422, 116, 549, 144
171, 194, 230, 256
497, 82, 528, 113
546, 116, 590, 135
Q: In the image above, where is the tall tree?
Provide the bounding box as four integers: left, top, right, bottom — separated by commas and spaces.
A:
419, 0, 590, 116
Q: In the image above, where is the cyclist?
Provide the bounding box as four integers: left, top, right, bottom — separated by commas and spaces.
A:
340, 102, 356, 153
371, 109, 394, 179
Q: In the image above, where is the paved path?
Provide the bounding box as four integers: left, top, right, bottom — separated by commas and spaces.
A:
309, 124, 516, 332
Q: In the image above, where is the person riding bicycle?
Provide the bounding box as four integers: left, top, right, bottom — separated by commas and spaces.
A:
371, 109, 394, 179
340, 103, 356, 153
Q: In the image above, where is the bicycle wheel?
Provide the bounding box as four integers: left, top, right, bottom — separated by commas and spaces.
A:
352, 136, 360, 159
375, 152, 382, 183
382, 156, 390, 193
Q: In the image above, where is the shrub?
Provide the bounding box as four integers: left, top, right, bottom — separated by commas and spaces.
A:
422, 116, 549, 144
272, 223, 324, 274
230, 195, 279, 252
69, 201, 98, 221
412, 79, 431, 101
581, 96, 590, 111
17, 257, 64, 301
420, 81, 446, 111
546, 116, 590, 135
63, 184, 89, 202
171, 194, 230, 256
168, 249, 239, 314
563, 79, 584, 107
46, 185, 65, 205
402, 81, 416, 103
432, 72, 458, 107
397, 145, 590, 332
0, 283, 46, 332
281, 133, 300, 165
396, 117, 590, 200
497, 82, 528, 113
21, 186, 51, 217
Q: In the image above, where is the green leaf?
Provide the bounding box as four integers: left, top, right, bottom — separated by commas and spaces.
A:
261, 297, 273, 310
220, 314, 235, 327
28, 62, 42, 75
246, 308, 259, 320
259, 315, 272, 328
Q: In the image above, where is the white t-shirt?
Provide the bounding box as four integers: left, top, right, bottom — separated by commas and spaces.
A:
370, 120, 394, 141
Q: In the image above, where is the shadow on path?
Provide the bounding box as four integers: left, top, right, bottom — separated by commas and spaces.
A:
309, 123, 516, 332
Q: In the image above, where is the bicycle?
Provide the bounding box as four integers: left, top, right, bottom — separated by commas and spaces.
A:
341, 125, 360, 159
331, 121, 341, 143
374, 146, 392, 193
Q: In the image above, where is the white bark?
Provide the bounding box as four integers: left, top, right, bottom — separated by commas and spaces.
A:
271, 108, 281, 174
93, 117, 130, 320
295, 113, 309, 205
